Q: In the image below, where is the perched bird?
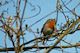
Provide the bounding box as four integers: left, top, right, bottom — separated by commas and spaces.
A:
41, 19, 56, 44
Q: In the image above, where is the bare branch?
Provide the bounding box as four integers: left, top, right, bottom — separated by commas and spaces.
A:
0, 43, 80, 52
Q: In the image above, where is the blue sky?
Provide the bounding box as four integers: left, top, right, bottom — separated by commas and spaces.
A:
0, 0, 80, 53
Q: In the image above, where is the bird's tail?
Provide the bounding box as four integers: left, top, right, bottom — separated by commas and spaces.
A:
42, 35, 48, 45
42, 36, 45, 45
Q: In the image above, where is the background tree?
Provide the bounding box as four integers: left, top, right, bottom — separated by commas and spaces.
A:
0, 0, 80, 53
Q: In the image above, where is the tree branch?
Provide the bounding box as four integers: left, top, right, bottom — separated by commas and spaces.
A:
0, 43, 80, 52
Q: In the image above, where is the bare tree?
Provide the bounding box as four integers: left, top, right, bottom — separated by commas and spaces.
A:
0, 0, 80, 53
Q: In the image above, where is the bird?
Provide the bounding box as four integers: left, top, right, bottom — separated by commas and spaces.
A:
41, 19, 56, 44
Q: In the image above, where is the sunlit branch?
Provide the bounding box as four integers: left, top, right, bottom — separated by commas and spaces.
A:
0, 43, 80, 52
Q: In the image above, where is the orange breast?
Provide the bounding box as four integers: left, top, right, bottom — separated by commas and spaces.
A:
48, 20, 56, 29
